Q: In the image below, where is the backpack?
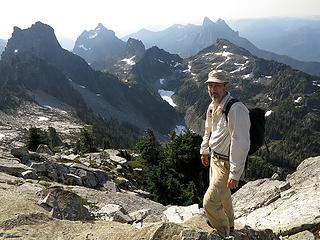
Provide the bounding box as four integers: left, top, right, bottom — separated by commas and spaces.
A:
223, 98, 266, 155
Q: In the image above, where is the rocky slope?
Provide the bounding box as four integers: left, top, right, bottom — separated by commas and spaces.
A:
0, 103, 319, 239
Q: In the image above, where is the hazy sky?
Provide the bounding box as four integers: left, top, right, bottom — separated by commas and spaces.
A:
1, 0, 319, 42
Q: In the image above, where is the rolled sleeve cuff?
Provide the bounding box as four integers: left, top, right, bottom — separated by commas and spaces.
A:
200, 148, 209, 155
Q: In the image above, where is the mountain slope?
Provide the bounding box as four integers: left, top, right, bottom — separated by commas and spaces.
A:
0, 22, 181, 137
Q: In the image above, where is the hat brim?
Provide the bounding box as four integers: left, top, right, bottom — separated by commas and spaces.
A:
205, 76, 228, 83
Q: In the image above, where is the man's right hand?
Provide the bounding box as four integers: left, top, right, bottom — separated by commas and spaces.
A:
201, 154, 209, 167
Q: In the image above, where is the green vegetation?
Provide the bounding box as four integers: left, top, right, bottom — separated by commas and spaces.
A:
133, 130, 208, 206
24, 127, 63, 152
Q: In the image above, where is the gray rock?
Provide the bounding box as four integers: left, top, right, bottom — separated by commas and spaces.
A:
60, 154, 80, 162
0, 158, 33, 176
163, 204, 201, 224
39, 187, 93, 220
128, 208, 151, 222
10, 147, 30, 164
103, 181, 120, 192
36, 144, 54, 156
64, 173, 83, 186
233, 179, 287, 218
21, 170, 38, 180
29, 152, 46, 162
271, 172, 280, 180
286, 230, 315, 240
30, 162, 47, 173
95, 204, 132, 223
234, 156, 320, 236
286, 156, 320, 188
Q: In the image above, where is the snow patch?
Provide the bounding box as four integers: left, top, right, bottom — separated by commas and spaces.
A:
265, 110, 273, 117
78, 44, 90, 51
173, 62, 181, 67
96, 93, 101, 97
215, 51, 233, 58
79, 85, 86, 89
89, 32, 98, 39
312, 81, 320, 87
243, 56, 249, 60
294, 97, 302, 103
157, 59, 165, 63
182, 64, 192, 73
38, 117, 49, 121
0, 133, 5, 140
159, 78, 165, 85
14, 49, 19, 53
223, 45, 228, 49
242, 73, 252, 79
121, 56, 135, 65
265, 75, 272, 79
158, 90, 177, 107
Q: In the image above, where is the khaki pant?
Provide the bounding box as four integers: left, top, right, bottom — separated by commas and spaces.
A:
203, 157, 234, 237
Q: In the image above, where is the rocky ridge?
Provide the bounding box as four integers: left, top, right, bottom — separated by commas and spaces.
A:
0, 104, 319, 239
0, 103, 281, 239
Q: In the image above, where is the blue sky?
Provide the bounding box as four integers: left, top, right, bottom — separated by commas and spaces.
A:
1, 0, 319, 42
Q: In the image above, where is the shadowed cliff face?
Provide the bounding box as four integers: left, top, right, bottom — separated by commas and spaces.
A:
0, 21, 182, 136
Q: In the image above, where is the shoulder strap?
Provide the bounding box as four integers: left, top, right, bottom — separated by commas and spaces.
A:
222, 98, 239, 122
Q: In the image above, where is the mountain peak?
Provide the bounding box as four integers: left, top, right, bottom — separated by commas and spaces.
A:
95, 23, 107, 31
203, 17, 214, 26
2, 21, 62, 61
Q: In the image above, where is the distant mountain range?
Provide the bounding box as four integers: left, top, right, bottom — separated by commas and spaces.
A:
124, 17, 320, 76
228, 17, 320, 62
0, 22, 182, 141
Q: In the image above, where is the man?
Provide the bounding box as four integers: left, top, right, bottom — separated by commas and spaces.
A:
200, 70, 250, 238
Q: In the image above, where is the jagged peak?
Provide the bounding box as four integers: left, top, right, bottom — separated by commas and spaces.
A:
202, 17, 215, 26
95, 23, 107, 31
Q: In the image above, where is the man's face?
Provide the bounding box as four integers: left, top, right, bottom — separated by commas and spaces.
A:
207, 82, 229, 103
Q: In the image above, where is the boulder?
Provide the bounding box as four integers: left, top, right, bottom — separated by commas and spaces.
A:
286, 230, 315, 240
95, 204, 132, 223
232, 178, 289, 218
10, 147, 30, 164
103, 181, 120, 192
0, 158, 33, 176
39, 187, 93, 220
64, 173, 83, 186
163, 204, 201, 224
234, 156, 320, 236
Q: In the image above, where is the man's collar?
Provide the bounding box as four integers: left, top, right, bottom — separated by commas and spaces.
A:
219, 92, 231, 109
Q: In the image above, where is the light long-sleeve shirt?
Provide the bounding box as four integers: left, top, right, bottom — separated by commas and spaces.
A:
200, 93, 250, 181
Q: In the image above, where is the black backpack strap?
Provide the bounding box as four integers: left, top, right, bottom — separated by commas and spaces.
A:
222, 98, 239, 122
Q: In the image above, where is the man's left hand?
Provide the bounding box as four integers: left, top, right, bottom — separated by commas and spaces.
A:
227, 178, 239, 189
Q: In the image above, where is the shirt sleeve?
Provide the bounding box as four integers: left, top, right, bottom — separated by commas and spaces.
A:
228, 103, 250, 181
200, 104, 213, 155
